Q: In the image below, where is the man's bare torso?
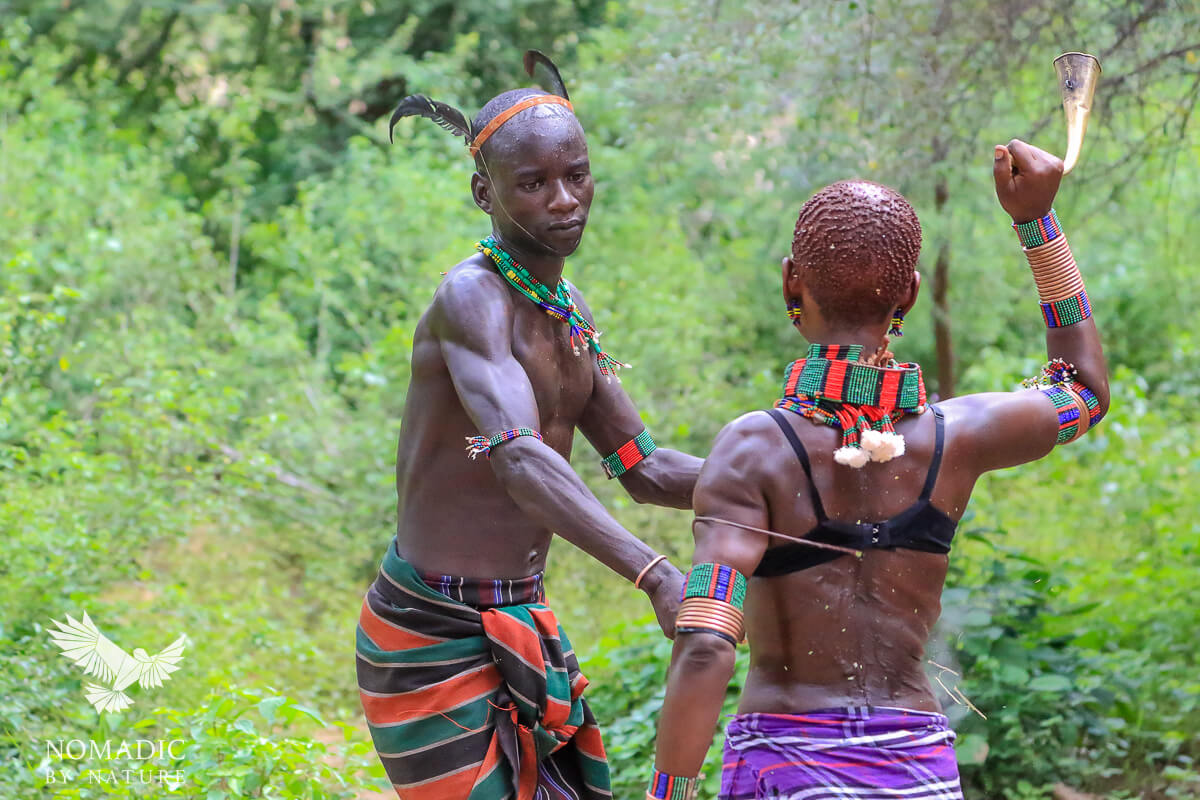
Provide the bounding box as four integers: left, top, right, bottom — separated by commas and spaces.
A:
393, 255, 594, 577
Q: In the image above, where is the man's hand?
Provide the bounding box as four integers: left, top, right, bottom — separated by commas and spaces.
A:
993, 138, 1063, 224
642, 560, 684, 639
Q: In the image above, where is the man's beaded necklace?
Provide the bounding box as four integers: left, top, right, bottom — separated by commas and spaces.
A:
776, 343, 927, 468
476, 236, 627, 379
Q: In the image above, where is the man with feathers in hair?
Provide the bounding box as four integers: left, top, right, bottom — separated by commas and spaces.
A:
355, 52, 702, 799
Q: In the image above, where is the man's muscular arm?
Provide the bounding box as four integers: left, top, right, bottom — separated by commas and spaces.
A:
433, 268, 683, 636
577, 373, 702, 509
572, 286, 703, 509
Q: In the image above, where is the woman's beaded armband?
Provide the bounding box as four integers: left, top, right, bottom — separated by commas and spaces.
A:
601, 429, 657, 478
465, 428, 542, 459
1023, 359, 1103, 444
1013, 209, 1063, 249
646, 770, 697, 800
674, 563, 748, 645
1015, 210, 1092, 329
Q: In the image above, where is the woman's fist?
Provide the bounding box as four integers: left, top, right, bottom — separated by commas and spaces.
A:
993, 138, 1063, 224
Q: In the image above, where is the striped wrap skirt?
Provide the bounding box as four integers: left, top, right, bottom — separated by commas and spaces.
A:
356, 540, 611, 800
720, 707, 963, 799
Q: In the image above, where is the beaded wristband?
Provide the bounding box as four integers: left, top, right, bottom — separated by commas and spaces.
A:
465, 428, 542, 459
1013, 209, 1062, 249
647, 771, 697, 800
1041, 289, 1092, 328
601, 429, 657, 478
1022, 224, 1091, 330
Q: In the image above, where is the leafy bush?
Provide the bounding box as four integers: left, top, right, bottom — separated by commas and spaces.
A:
16, 687, 379, 799
583, 622, 747, 799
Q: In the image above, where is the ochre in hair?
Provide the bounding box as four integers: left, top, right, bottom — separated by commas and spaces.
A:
791, 181, 922, 326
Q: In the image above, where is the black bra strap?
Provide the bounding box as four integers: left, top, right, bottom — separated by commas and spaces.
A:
765, 409, 827, 521
919, 405, 946, 501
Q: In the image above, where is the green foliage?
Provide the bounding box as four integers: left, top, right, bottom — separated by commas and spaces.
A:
15, 687, 377, 799
583, 624, 748, 799
945, 545, 1200, 797
2, 1, 1198, 797
941, 535, 1147, 796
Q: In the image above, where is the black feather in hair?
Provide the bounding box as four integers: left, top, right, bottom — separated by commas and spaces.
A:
388, 95, 473, 145
523, 50, 570, 102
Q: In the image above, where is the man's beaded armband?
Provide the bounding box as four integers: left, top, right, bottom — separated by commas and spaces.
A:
1023, 359, 1103, 445
674, 563, 748, 645
1015, 210, 1092, 329
465, 428, 542, 459
601, 429, 657, 478
646, 770, 697, 800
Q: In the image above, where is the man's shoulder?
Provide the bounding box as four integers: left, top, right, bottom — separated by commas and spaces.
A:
428, 254, 513, 324
434, 253, 509, 303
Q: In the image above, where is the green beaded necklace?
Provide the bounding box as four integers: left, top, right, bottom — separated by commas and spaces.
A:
476, 236, 627, 379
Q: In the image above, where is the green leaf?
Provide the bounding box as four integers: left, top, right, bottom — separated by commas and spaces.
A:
290, 703, 328, 726
257, 696, 287, 726
955, 733, 989, 765
1028, 674, 1073, 693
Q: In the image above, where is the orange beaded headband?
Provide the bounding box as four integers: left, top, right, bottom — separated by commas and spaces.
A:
468, 95, 574, 157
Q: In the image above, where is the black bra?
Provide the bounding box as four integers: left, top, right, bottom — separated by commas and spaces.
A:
754, 406, 957, 577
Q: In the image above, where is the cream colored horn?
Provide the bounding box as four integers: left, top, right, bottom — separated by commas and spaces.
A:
1053, 52, 1102, 174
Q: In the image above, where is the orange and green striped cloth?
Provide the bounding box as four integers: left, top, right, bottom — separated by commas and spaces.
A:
356, 540, 611, 800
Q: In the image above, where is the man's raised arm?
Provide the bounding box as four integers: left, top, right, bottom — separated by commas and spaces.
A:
433, 269, 683, 635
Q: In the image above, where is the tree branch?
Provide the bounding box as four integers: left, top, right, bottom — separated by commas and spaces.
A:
55, 1, 144, 86
115, 10, 180, 86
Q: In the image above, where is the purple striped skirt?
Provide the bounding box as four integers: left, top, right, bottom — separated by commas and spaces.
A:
720, 707, 962, 799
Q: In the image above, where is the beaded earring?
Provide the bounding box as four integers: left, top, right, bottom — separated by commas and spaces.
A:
889, 307, 905, 338
787, 299, 804, 327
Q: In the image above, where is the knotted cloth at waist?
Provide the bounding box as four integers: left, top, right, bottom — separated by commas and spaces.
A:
356, 541, 611, 800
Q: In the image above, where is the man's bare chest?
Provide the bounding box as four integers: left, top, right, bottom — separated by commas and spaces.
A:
510, 311, 594, 423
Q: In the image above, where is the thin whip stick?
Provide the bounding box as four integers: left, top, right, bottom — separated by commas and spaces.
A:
692, 516, 862, 557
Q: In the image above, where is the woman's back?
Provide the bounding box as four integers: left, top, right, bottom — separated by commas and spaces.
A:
740, 407, 961, 713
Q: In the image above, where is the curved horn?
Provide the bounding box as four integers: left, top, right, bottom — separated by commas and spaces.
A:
523, 49, 570, 101
388, 95, 473, 145
1054, 52, 1101, 174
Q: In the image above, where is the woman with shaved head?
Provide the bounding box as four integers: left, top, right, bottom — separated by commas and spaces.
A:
645, 141, 1108, 799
